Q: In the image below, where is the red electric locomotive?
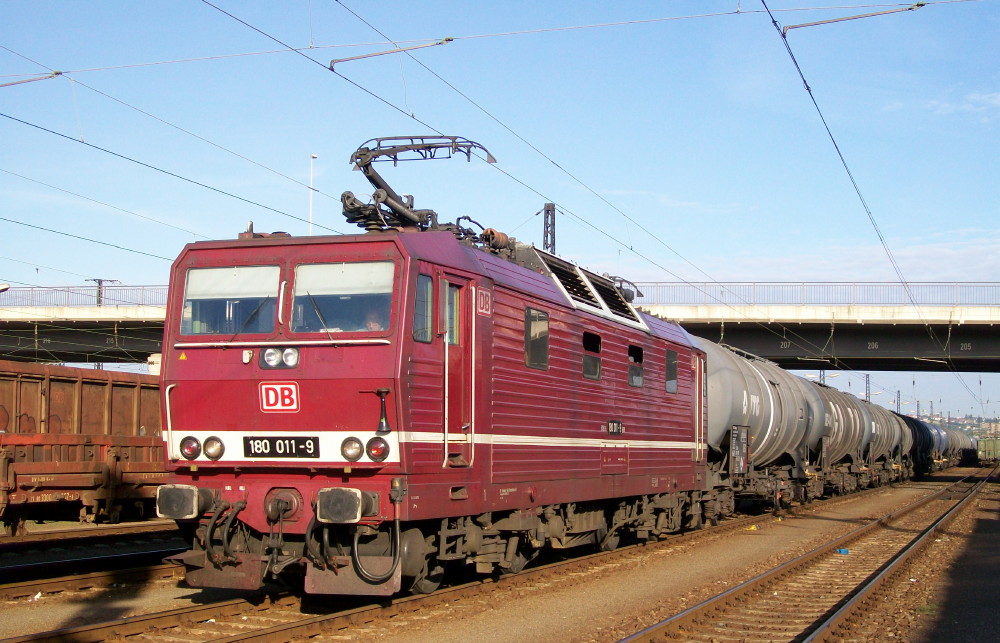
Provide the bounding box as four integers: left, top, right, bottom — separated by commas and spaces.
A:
157, 137, 733, 595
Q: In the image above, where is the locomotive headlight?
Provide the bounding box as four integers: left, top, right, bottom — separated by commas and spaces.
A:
262, 347, 299, 368
180, 436, 202, 460
203, 436, 225, 460
341, 437, 363, 462
366, 436, 390, 462
263, 347, 283, 367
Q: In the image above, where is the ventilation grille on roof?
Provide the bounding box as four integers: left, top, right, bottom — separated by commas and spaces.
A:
584, 270, 639, 321
542, 255, 601, 307
536, 249, 642, 325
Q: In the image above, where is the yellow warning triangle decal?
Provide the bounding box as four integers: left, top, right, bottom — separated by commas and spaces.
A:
179, 352, 188, 360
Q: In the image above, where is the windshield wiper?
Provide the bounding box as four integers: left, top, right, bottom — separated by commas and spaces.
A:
305, 291, 337, 342
228, 297, 273, 341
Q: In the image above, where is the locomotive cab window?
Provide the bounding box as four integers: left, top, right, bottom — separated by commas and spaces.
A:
524, 308, 549, 370
291, 262, 394, 333
181, 265, 280, 335
628, 345, 644, 387
665, 349, 679, 394
413, 274, 433, 343
582, 331, 601, 380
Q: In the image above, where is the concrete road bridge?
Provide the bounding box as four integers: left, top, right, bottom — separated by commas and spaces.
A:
0, 285, 166, 363
635, 282, 1000, 372
0, 283, 999, 371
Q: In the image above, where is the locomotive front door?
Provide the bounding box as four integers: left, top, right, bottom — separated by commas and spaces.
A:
441, 275, 473, 468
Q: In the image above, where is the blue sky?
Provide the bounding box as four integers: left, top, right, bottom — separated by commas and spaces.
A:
2, 1, 998, 417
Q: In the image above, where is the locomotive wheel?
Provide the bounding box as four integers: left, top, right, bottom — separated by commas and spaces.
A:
500, 544, 539, 575
501, 551, 532, 574
401, 528, 444, 593
408, 561, 445, 594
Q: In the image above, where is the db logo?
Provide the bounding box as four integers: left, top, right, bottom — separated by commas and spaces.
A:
259, 382, 300, 413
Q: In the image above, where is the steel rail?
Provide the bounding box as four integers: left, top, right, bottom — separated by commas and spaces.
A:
804, 465, 999, 642
0, 563, 184, 601
0, 520, 178, 548
6, 483, 918, 642
619, 470, 988, 642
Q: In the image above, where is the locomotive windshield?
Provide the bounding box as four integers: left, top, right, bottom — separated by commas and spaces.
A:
291, 261, 394, 333
180, 265, 279, 335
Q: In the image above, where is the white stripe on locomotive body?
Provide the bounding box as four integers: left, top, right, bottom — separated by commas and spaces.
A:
402, 431, 704, 451
165, 430, 704, 465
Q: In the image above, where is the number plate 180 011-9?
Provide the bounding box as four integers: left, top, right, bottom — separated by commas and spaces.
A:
243, 436, 320, 458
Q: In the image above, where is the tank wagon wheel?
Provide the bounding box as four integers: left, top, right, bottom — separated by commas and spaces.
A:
703, 500, 720, 527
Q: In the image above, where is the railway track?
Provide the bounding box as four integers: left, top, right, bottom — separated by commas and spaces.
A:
3, 484, 911, 643
0, 519, 178, 548
620, 467, 996, 643
0, 564, 184, 601
0, 521, 185, 585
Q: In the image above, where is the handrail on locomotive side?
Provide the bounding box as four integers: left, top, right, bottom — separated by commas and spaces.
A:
342, 136, 496, 231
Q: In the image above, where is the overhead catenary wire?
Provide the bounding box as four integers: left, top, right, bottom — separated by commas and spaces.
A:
758, 0, 983, 410
0, 112, 340, 235
2, 3, 986, 412
330, 0, 984, 414
1, 3, 977, 81
1, 45, 348, 213
326, 1, 886, 374
0, 215, 173, 262
0, 168, 211, 239
5, 1, 843, 374
198, 0, 967, 409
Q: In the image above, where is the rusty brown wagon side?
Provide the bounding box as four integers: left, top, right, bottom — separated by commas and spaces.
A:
0, 359, 164, 535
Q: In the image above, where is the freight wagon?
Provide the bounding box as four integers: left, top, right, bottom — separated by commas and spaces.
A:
0, 360, 165, 535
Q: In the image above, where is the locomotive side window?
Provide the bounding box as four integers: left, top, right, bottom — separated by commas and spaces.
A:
290, 262, 393, 333
524, 308, 549, 370
181, 265, 280, 335
582, 331, 601, 380
665, 349, 679, 393
628, 345, 644, 387
446, 283, 461, 345
413, 274, 433, 343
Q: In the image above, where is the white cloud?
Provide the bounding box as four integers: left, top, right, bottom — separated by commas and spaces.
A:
925, 90, 1000, 121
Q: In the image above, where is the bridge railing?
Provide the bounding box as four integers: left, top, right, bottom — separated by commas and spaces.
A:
3, 283, 1000, 308
634, 283, 1000, 306
0, 285, 168, 307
